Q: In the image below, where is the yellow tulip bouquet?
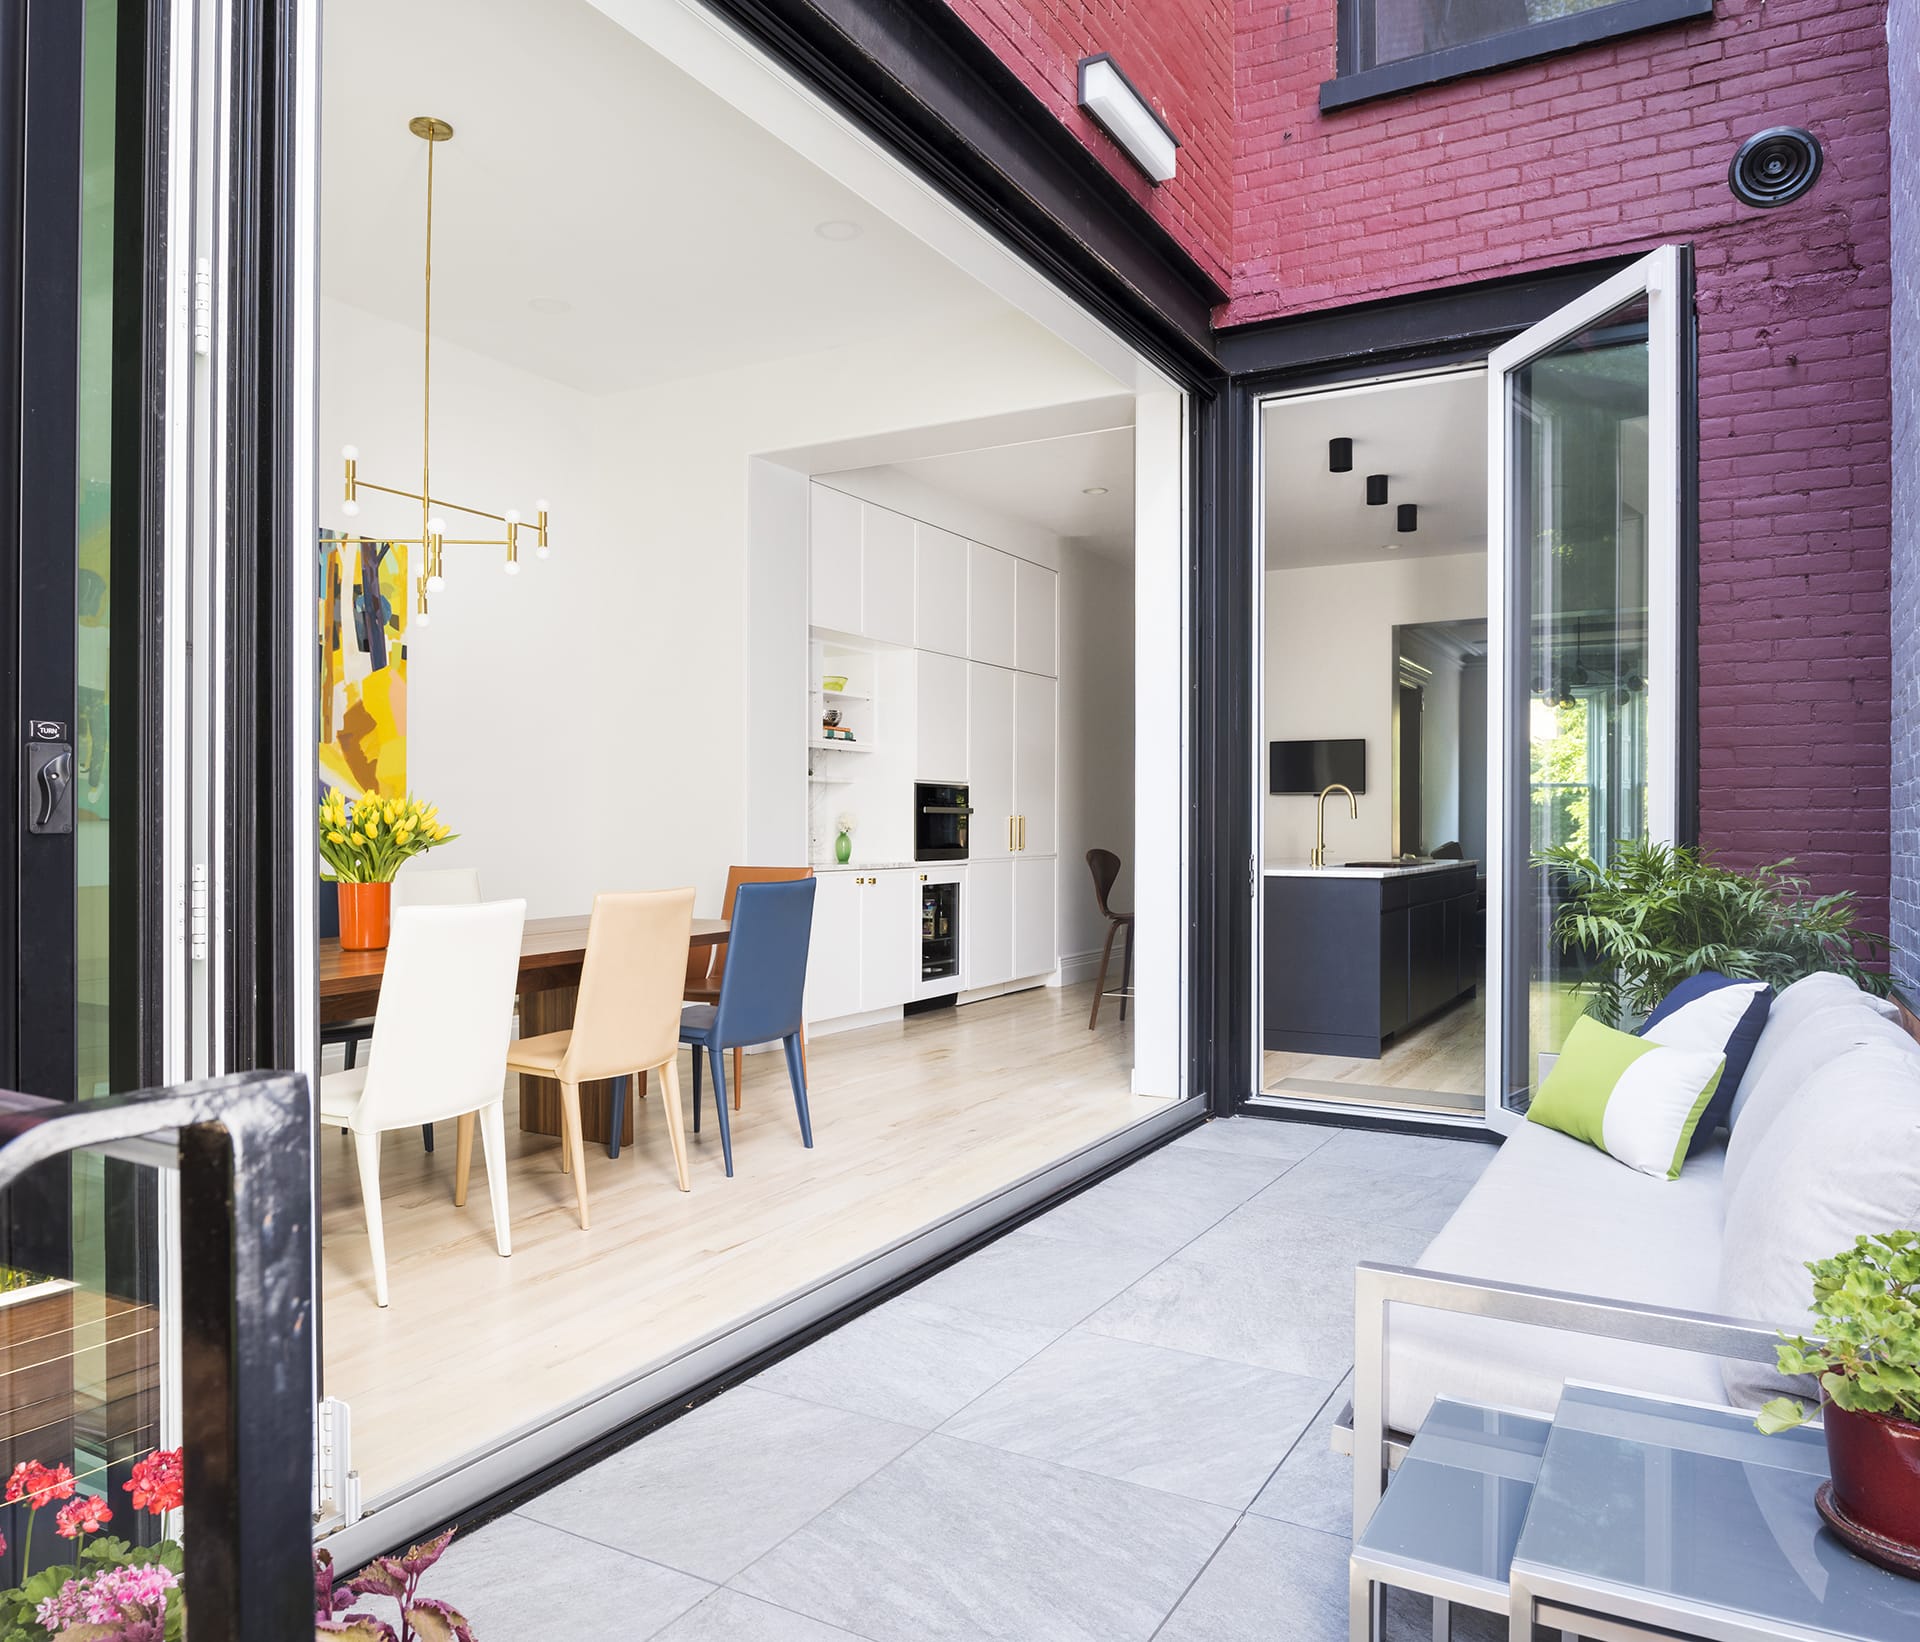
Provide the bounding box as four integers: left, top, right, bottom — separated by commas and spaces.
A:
318, 791, 456, 883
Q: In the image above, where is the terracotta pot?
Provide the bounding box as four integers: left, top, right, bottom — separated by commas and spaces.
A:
1824, 1395, 1920, 1550
337, 880, 392, 951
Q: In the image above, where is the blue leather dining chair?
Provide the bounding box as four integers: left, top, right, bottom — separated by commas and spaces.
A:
680, 876, 817, 1177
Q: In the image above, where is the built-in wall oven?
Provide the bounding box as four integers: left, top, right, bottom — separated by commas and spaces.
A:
914, 782, 970, 862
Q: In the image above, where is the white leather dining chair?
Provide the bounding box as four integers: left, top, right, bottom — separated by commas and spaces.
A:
320, 899, 527, 1307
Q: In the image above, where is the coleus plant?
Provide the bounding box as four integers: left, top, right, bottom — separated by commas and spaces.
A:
1757, 1230, 1920, 1434
315, 1528, 477, 1642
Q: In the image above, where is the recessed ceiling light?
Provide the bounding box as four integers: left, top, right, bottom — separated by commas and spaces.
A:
1083, 486, 1110, 496
528, 296, 573, 315
814, 219, 862, 242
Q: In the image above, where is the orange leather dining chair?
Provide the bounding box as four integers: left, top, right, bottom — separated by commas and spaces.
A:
686, 865, 814, 1109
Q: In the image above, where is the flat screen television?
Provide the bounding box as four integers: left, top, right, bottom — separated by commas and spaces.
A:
1270, 738, 1366, 795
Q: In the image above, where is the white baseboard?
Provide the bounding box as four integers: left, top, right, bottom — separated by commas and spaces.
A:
1054, 948, 1105, 987
804, 1004, 905, 1040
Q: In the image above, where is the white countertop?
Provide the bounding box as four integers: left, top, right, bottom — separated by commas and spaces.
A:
1264, 859, 1479, 879
814, 860, 928, 873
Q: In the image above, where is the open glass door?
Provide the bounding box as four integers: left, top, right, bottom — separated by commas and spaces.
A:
1485, 247, 1684, 1130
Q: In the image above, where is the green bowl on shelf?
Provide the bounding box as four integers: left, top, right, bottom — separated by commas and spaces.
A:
821, 674, 848, 693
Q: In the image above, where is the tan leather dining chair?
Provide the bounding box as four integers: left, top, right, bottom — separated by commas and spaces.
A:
505, 888, 695, 1226
684, 864, 813, 1109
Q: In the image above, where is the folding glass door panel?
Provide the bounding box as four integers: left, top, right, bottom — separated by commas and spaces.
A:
1484, 247, 1683, 1127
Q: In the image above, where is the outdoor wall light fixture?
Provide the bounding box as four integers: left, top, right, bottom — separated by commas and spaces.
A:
1076, 55, 1179, 184
1328, 438, 1353, 472
1397, 503, 1418, 533
1365, 474, 1389, 506
340, 116, 551, 626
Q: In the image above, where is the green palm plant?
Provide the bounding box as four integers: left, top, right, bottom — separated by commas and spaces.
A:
1537, 838, 1891, 1026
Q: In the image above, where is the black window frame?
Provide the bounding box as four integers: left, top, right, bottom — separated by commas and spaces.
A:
1321, 0, 1714, 113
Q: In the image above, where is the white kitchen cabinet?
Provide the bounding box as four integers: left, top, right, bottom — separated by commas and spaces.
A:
860, 869, 918, 1011
1014, 670, 1057, 856
967, 542, 1017, 668
809, 486, 863, 636
914, 524, 969, 657
965, 858, 1013, 990
967, 662, 1015, 859
916, 651, 968, 782
1012, 855, 1057, 980
805, 871, 864, 1024
1015, 559, 1058, 677
861, 506, 916, 648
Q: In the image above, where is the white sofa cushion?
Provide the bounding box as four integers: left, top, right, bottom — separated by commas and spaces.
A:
1724, 1005, 1917, 1198
1384, 1121, 1728, 1436
1718, 1042, 1920, 1408
1735, 972, 1900, 1127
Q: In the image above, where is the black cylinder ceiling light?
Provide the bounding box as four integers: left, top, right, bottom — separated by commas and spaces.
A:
1329, 437, 1353, 472
1366, 474, 1389, 506
1397, 503, 1418, 533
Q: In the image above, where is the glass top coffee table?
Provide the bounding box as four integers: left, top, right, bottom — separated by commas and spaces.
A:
1353, 1383, 1920, 1642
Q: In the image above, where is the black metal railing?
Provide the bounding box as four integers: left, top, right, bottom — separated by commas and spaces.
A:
0, 1071, 313, 1639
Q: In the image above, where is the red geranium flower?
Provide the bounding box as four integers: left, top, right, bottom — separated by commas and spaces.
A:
54, 1495, 112, 1538
5, 1461, 76, 1508
124, 1448, 183, 1515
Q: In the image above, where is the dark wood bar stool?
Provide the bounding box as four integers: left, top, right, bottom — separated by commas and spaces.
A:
1086, 848, 1135, 1029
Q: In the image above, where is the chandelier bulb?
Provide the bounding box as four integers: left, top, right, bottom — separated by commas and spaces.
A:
416, 608, 431, 628
427, 516, 446, 537
535, 499, 548, 514
536, 544, 551, 560
426, 571, 446, 592
503, 558, 521, 576
504, 509, 520, 525
341, 498, 360, 518
341, 445, 358, 462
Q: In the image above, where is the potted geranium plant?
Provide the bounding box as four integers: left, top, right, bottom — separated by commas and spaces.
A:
1757, 1230, 1920, 1571
319, 792, 456, 951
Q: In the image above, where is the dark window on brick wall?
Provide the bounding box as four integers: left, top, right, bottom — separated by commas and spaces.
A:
1323, 0, 1713, 111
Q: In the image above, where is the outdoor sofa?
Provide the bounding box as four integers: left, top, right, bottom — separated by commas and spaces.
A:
1346, 970, 1920, 1533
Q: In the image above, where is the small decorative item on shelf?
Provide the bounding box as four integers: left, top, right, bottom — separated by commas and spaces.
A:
821, 674, 848, 693
319, 790, 458, 951
835, 814, 855, 865
1758, 1230, 1920, 1576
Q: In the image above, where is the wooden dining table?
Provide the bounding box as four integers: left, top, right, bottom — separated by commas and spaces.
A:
319, 913, 729, 1146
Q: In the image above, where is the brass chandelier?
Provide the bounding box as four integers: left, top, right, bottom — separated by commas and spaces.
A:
339, 115, 549, 627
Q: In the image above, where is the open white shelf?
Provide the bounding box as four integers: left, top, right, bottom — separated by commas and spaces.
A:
809, 739, 874, 754
813, 686, 872, 703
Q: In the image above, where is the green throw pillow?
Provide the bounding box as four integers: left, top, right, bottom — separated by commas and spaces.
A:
1529, 1015, 1725, 1180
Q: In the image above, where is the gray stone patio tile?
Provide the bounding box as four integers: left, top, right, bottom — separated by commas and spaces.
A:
907, 1223, 1170, 1329
518, 1387, 920, 1583
941, 1329, 1327, 1509
1247, 1373, 1355, 1534
1023, 1173, 1249, 1257
753, 1297, 1058, 1429
1170, 1116, 1342, 1162
1104, 1141, 1299, 1207
1153, 1515, 1349, 1642
1309, 1128, 1498, 1181
734, 1434, 1234, 1642
653, 1589, 873, 1642
1239, 1153, 1479, 1235
427, 1512, 710, 1641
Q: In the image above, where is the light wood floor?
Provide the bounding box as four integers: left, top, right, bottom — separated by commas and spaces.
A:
1262, 990, 1486, 1107
320, 982, 1163, 1505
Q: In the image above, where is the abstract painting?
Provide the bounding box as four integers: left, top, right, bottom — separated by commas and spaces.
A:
319, 532, 408, 801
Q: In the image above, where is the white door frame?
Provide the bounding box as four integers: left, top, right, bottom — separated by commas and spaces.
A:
1483, 245, 1685, 1135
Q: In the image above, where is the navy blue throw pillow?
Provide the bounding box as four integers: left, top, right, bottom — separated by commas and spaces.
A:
1635, 971, 1774, 1152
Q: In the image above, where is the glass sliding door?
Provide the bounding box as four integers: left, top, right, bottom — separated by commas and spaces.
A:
1485, 247, 1683, 1126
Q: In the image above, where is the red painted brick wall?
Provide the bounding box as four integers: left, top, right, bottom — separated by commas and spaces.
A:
942, 0, 1235, 291
1230, 0, 1893, 926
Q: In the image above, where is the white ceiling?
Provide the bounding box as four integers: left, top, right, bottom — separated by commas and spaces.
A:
321, 0, 1010, 395
1263, 371, 1486, 568
874, 426, 1137, 559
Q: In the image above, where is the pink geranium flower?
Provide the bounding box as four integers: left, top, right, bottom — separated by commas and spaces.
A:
5, 1460, 75, 1508
54, 1494, 112, 1538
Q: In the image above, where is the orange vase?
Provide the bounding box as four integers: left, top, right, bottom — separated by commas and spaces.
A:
337, 881, 392, 951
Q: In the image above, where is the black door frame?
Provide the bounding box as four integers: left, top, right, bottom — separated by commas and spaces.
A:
1224, 252, 1701, 1127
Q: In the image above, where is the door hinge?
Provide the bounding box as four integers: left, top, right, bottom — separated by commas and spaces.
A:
313, 1395, 362, 1529
192, 258, 212, 356
190, 863, 208, 963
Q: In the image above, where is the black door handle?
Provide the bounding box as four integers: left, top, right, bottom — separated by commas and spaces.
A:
26, 735, 74, 835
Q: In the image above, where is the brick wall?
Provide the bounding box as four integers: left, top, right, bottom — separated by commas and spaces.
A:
1891, 3, 1918, 991
941, 0, 1234, 290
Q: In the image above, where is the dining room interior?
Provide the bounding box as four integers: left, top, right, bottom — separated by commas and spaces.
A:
310, 0, 1189, 1529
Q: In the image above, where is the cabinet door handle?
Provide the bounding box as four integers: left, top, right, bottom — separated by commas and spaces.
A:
1019, 815, 1027, 851
919, 873, 927, 882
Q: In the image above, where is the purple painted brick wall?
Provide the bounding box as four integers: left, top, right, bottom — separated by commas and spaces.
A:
1892, 4, 1918, 992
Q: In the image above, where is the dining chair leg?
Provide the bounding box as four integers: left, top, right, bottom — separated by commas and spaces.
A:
1119, 921, 1135, 1022
709, 1047, 735, 1177
559, 1105, 573, 1175
558, 1080, 590, 1229
606, 1076, 626, 1161
658, 1057, 691, 1193
453, 1113, 475, 1207
636, 1068, 649, 1101
732, 1044, 744, 1112
344, 1038, 358, 1071
422, 1122, 435, 1153
478, 1100, 512, 1258
352, 1131, 389, 1309
782, 1033, 813, 1149
691, 1048, 703, 1132
800, 1025, 809, 1081
1089, 921, 1120, 1030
